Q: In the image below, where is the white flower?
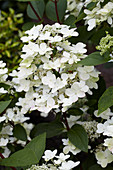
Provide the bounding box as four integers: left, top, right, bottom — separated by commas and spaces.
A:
54, 153, 70, 165
71, 42, 87, 54
21, 24, 43, 42
87, 19, 96, 31
10, 23, 99, 116
49, 35, 62, 43
97, 117, 113, 137
14, 79, 31, 92
95, 149, 113, 168
60, 27, 78, 37
0, 138, 8, 147
67, 115, 81, 128
42, 149, 57, 161
59, 160, 80, 170
1, 125, 13, 135
39, 31, 51, 40
65, 81, 89, 98
0, 87, 7, 94
0, 61, 6, 68
62, 138, 81, 155
42, 71, 56, 88
38, 43, 52, 55
104, 138, 113, 153
61, 51, 71, 63
0, 116, 6, 122
94, 108, 113, 119
2, 147, 11, 158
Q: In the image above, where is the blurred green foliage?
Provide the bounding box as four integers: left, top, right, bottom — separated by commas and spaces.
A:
0, 8, 24, 72
0, 0, 27, 13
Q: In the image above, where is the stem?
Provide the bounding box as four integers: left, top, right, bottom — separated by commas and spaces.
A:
54, 0, 61, 24
28, 2, 41, 21
63, 112, 70, 131
0, 153, 16, 170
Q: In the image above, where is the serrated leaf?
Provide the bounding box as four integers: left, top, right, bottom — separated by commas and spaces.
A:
0, 100, 11, 114
13, 124, 27, 141
98, 86, 113, 114
68, 124, 88, 152
67, 108, 83, 116
30, 121, 64, 138
46, 0, 67, 22
78, 52, 110, 66
0, 133, 46, 167
27, 0, 45, 20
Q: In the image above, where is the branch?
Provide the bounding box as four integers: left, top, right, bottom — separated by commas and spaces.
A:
54, 0, 61, 23
28, 2, 42, 21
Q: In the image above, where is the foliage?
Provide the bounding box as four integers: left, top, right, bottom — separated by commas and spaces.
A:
0, 0, 113, 170
0, 8, 24, 72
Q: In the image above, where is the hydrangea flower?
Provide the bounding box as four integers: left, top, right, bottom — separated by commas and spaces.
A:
62, 138, 81, 155
95, 149, 113, 168
42, 150, 57, 162
94, 108, 113, 119
104, 138, 113, 153
10, 23, 100, 117
84, 1, 113, 31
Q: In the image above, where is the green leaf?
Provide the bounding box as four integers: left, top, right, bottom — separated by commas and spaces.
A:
13, 124, 27, 141
81, 154, 96, 170
64, 15, 76, 27
68, 124, 88, 152
0, 100, 11, 114
91, 27, 113, 45
22, 22, 38, 31
30, 121, 64, 138
46, 0, 67, 22
67, 108, 83, 116
98, 86, 113, 114
78, 52, 110, 66
0, 133, 46, 167
0, 83, 10, 90
74, 11, 86, 24
27, 0, 45, 20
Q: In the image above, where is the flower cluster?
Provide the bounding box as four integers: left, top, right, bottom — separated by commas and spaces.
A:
66, 0, 113, 31
66, 0, 84, 18
94, 108, 113, 167
84, 1, 113, 31
27, 149, 80, 170
81, 120, 100, 141
97, 32, 113, 62
0, 107, 34, 157
10, 23, 100, 117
